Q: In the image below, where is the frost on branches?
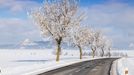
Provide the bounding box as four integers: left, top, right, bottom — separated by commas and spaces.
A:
30, 0, 113, 60
66, 26, 93, 59
89, 31, 112, 58
30, 0, 84, 61
89, 31, 102, 58
97, 35, 112, 57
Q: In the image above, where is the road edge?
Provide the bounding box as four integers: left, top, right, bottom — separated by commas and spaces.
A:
22, 57, 111, 75
110, 58, 120, 75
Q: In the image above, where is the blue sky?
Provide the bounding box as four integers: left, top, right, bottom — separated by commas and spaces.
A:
0, 0, 134, 49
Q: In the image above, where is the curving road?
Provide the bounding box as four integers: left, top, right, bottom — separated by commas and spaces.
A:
38, 58, 117, 75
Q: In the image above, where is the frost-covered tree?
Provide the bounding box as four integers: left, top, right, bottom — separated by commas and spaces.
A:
90, 31, 102, 58
99, 36, 107, 57
67, 27, 91, 59
105, 39, 112, 57
98, 36, 112, 57
30, 0, 83, 61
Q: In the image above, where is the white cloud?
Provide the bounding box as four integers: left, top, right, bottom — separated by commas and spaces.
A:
0, 18, 26, 26
0, 0, 40, 13
10, 4, 23, 12
86, 3, 134, 26
0, 18, 41, 44
0, 0, 42, 44
83, 2, 134, 49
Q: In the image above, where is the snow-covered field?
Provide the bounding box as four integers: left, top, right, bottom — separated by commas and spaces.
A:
0, 49, 93, 75
0, 49, 133, 75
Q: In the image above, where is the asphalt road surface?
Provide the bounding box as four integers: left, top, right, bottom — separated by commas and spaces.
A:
38, 58, 117, 75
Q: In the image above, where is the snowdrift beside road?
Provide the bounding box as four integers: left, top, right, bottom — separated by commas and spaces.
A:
112, 57, 134, 75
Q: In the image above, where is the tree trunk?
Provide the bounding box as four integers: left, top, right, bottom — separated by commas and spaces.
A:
56, 38, 62, 62
78, 45, 82, 59
92, 50, 95, 58
101, 48, 104, 57
108, 48, 111, 57
108, 52, 111, 57
91, 47, 96, 58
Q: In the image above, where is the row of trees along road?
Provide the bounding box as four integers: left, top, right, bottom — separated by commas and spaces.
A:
30, 0, 112, 62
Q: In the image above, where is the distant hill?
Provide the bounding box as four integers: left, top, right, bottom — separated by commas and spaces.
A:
19, 39, 54, 49
0, 39, 76, 49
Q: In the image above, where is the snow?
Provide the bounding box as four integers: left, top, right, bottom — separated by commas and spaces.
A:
110, 59, 118, 75
0, 49, 93, 75
0, 49, 132, 75
115, 57, 134, 75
